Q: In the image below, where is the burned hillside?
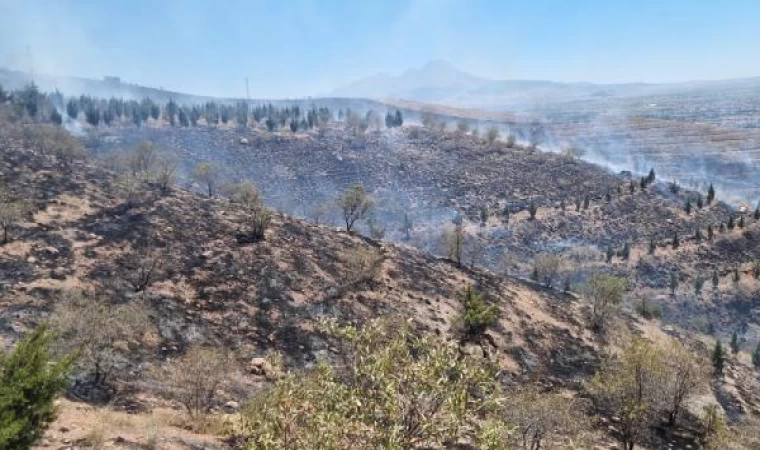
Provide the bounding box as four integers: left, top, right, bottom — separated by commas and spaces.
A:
3, 108, 760, 448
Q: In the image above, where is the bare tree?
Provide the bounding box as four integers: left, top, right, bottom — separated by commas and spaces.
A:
528, 120, 545, 149
0, 182, 30, 244
532, 253, 563, 288
336, 185, 374, 232
504, 387, 594, 450
590, 337, 668, 450
309, 202, 331, 225
661, 341, 708, 426
52, 291, 152, 386
420, 110, 436, 129
229, 181, 272, 241
486, 126, 500, 145
120, 245, 167, 292
441, 223, 466, 266
162, 345, 231, 421
154, 150, 179, 193
191, 162, 219, 197
342, 248, 383, 291
456, 120, 470, 134
128, 142, 159, 177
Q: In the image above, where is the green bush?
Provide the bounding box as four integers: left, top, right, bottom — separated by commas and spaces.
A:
458, 286, 499, 342
240, 319, 505, 450
0, 325, 73, 449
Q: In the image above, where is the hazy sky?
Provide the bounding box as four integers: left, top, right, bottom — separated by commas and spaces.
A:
2, 0, 759, 98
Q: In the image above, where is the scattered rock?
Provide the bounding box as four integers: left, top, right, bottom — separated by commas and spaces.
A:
223, 401, 240, 413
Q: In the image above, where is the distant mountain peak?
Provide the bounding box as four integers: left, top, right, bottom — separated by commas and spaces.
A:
330, 60, 485, 101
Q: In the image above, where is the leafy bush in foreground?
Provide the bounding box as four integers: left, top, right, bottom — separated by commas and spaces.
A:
240, 319, 506, 450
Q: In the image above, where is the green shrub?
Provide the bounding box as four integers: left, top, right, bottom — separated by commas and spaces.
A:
0, 325, 73, 449
458, 286, 499, 342
635, 298, 663, 320
240, 319, 504, 450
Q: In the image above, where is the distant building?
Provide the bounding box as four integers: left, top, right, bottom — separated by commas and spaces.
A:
103, 76, 121, 84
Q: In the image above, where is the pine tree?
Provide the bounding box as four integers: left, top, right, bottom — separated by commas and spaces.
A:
712, 269, 720, 291
694, 275, 705, 297
755, 206, 760, 220
66, 99, 78, 119
132, 108, 142, 127
0, 325, 73, 449
713, 341, 725, 377
696, 194, 704, 209
403, 213, 413, 240
672, 232, 680, 249
166, 99, 178, 126
728, 215, 735, 230
739, 215, 745, 229
606, 246, 615, 264
583, 195, 590, 210
733, 267, 741, 283
648, 238, 657, 255
670, 271, 679, 297
84, 106, 100, 126
685, 199, 692, 215
19, 83, 40, 117
647, 168, 656, 184
753, 341, 760, 369
707, 223, 714, 241
528, 199, 538, 220
49, 109, 62, 125
178, 108, 189, 127
394, 109, 403, 127
620, 242, 631, 260
707, 183, 715, 204
730, 332, 740, 354
102, 108, 114, 126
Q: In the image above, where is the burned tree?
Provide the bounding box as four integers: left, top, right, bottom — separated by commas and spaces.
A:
441, 223, 466, 266
0, 182, 30, 244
